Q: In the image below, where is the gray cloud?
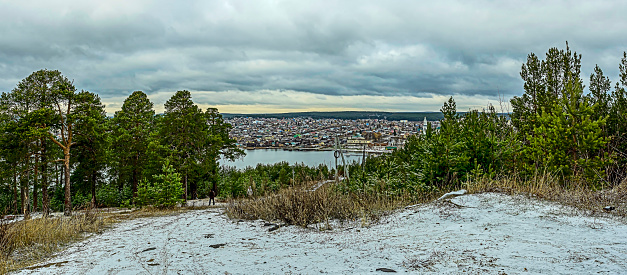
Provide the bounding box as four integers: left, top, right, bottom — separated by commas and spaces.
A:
1, 0, 626, 113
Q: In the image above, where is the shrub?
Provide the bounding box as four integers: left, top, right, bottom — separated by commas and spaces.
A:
226, 185, 359, 227
225, 185, 410, 228
71, 192, 90, 210
96, 184, 119, 207
137, 160, 184, 209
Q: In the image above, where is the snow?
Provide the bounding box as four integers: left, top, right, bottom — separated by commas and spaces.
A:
16, 193, 627, 274
437, 189, 467, 200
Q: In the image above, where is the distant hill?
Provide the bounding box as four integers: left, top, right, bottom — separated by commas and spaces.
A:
222, 111, 445, 121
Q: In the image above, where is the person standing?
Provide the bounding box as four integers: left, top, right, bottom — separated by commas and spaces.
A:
208, 189, 216, 205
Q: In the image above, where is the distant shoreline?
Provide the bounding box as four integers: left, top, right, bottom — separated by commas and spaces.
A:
241, 146, 390, 154
223, 111, 509, 121
223, 111, 445, 121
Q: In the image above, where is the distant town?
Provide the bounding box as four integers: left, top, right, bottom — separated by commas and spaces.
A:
226, 117, 441, 153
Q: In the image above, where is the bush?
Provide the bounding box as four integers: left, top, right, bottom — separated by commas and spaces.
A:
137, 161, 184, 209
226, 185, 357, 227
96, 184, 119, 207
71, 192, 90, 210
50, 186, 65, 212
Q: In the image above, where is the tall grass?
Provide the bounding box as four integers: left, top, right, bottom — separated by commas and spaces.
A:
465, 172, 627, 217
225, 183, 419, 228
0, 212, 113, 273
0, 202, 224, 273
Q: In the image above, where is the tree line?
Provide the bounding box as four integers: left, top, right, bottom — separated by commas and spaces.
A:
0, 70, 242, 217
338, 44, 627, 197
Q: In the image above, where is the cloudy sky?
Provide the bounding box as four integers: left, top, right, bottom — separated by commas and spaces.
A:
1, 0, 626, 114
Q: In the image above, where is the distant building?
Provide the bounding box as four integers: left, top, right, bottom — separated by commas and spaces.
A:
347, 136, 371, 145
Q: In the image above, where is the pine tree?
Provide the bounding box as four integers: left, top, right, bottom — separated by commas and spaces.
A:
524, 77, 609, 184
111, 91, 155, 201
158, 90, 205, 200
72, 91, 108, 208
6, 70, 80, 216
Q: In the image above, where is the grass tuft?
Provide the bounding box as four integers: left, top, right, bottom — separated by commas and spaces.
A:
225, 184, 411, 228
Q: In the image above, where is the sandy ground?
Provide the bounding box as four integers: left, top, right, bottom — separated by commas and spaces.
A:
15, 193, 627, 274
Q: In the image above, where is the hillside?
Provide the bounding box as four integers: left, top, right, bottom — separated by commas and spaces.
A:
17, 193, 627, 274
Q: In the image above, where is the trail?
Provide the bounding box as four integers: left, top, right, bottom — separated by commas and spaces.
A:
16, 193, 627, 274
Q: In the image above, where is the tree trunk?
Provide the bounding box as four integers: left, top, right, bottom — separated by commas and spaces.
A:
21, 161, 30, 220
41, 140, 49, 216
20, 184, 25, 218
12, 165, 18, 214
63, 149, 72, 216
191, 181, 197, 200
132, 168, 138, 200
91, 170, 97, 209
58, 162, 62, 192
183, 174, 188, 201
33, 152, 39, 212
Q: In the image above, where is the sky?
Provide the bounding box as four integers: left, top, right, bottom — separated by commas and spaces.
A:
1, 0, 626, 115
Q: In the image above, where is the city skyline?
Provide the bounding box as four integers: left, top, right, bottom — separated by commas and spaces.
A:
1, 1, 626, 115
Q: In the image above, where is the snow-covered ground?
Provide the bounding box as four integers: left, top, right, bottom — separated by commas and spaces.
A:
16, 193, 627, 274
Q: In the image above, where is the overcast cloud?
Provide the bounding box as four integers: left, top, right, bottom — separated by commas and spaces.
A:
1, 0, 626, 114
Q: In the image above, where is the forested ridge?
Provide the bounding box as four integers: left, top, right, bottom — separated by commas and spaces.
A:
1, 44, 627, 218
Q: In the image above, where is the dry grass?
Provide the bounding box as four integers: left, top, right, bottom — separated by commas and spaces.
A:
465, 173, 627, 217
0, 204, 211, 274
225, 173, 627, 230
225, 184, 412, 228
0, 200, 225, 274
0, 211, 114, 274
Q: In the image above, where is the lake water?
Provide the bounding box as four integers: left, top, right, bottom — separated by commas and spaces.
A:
220, 149, 367, 170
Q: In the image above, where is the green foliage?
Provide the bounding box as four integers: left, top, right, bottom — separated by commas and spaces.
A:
51, 186, 65, 212
137, 161, 184, 209
110, 91, 155, 201
513, 44, 613, 185
71, 91, 108, 207
96, 184, 120, 208
217, 162, 328, 199
157, 91, 244, 200
0, 186, 12, 215
524, 83, 609, 184
392, 97, 515, 192
71, 192, 90, 210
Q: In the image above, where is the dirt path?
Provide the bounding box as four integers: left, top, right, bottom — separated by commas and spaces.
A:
16, 193, 627, 274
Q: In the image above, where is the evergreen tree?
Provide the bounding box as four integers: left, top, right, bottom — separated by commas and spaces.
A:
111, 91, 155, 201
137, 160, 184, 209
36, 71, 78, 216
4, 69, 80, 216
199, 108, 244, 196
511, 42, 583, 146
71, 91, 108, 208
510, 43, 613, 184
159, 90, 205, 200
588, 65, 611, 119
523, 76, 609, 184
608, 52, 627, 183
